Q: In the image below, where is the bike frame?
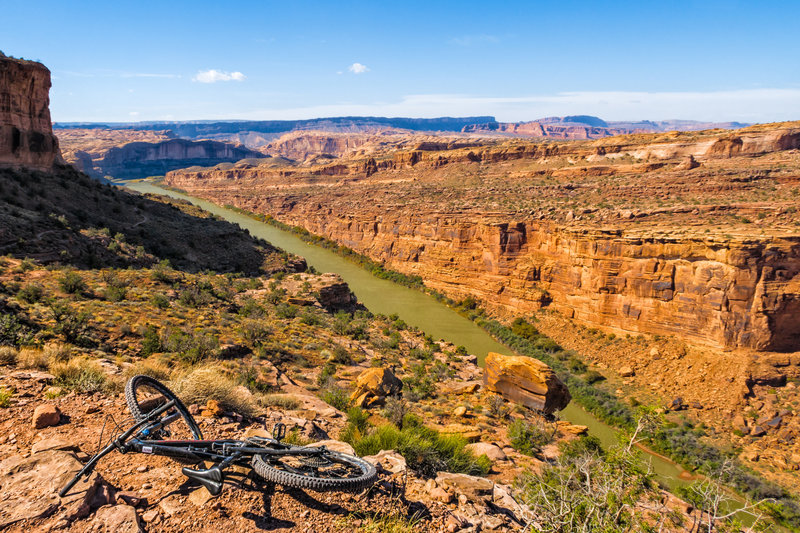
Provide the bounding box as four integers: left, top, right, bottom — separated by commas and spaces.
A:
58, 400, 324, 498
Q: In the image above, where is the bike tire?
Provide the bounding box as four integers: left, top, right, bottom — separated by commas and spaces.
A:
125, 375, 203, 440
251, 448, 377, 492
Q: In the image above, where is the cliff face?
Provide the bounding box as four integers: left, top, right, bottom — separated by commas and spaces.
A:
98, 139, 264, 178
0, 56, 60, 169
280, 213, 800, 351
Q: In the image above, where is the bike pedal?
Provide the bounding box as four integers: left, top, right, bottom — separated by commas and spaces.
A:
272, 422, 286, 442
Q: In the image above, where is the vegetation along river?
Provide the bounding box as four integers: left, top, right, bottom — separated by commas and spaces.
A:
123, 179, 695, 491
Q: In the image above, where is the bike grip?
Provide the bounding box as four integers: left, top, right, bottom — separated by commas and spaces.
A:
58, 473, 83, 498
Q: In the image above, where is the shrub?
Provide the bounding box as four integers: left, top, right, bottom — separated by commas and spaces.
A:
345, 415, 490, 478
150, 293, 170, 309
170, 365, 258, 417
508, 418, 555, 456
50, 357, 109, 393
583, 370, 606, 384
382, 397, 410, 428
320, 380, 350, 411
510, 317, 539, 340
104, 285, 127, 302
0, 313, 33, 346
0, 346, 18, 365
16, 283, 43, 303
58, 269, 87, 295
49, 301, 92, 346
0, 387, 12, 407
151, 260, 174, 283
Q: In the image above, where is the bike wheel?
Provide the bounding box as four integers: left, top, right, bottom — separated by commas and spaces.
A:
125, 375, 203, 441
251, 447, 377, 492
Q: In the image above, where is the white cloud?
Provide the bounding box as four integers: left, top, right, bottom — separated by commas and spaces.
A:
192, 69, 246, 83
348, 63, 369, 74
129, 111, 140, 117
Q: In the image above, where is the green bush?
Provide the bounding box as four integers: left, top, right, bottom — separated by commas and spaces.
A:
345, 414, 490, 478
508, 418, 555, 456
58, 269, 87, 294
16, 283, 43, 303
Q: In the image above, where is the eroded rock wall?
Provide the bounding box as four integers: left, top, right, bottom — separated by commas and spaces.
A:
263, 211, 800, 351
0, 56, 60, 169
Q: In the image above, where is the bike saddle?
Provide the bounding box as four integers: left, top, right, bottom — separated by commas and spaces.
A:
181, 465, 223, 496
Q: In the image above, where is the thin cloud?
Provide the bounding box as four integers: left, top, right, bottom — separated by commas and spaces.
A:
348, 62, 369, 74
193, 69, 246, 83
121, 72, 181, 79
449, 34, 500, 46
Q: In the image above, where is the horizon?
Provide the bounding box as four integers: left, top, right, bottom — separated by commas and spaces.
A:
5, 0, 800, 124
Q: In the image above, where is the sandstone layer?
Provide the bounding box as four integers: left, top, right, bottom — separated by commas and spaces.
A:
165, 122, 800, 353
0, 55, 60, 169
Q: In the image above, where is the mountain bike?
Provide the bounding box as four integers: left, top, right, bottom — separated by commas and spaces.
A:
59, 375, 377, 497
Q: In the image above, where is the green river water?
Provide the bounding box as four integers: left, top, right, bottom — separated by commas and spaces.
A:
122, 179, 695, 491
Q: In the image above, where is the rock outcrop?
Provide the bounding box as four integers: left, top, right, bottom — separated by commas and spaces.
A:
0, 55, 61, 169
98, 139, 265, 179
484, 352, 571, 414
350, 367, 402, 407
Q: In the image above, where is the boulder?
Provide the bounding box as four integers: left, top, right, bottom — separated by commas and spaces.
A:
363, 450, 407, 474
464, 442, 507, 461
32, 404, 61, 429
453, 406, 468, 417
31, 436, 79, 454
306, 439, 356, 456
201, 399, 223, 418
93, 504, 143, 533
349, 367, 402, 406
483, 352, 570, 414
442, 381, 481, 395
435, 472, 493, 503
0, 450, 100, 528
619, 366, 635, 377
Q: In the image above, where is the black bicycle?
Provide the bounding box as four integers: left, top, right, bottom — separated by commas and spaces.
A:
59, 375, 377, 497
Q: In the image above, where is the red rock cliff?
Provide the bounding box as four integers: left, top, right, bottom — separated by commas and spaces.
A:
0, 55, 60, 169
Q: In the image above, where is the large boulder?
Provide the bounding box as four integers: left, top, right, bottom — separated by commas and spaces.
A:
350, 367, 402, 407
0, 450, 101, 528
484, 352, 570, 414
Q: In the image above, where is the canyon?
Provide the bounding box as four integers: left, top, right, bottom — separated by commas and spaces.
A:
165, 122, 800, 353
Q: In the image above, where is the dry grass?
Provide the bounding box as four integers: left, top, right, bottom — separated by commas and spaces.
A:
123, 357, 173, 382
169, 365, 258, 417
49, 357, 111, 393
257, 393, 301, 410
43, 343, 73, 363
17, 347, 49, 370
0, 346, 18, 366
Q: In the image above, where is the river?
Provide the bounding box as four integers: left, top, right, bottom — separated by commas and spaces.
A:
122, 179, 694, 490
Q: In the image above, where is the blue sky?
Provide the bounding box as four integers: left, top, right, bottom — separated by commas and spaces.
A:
4, 0, 800, 123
